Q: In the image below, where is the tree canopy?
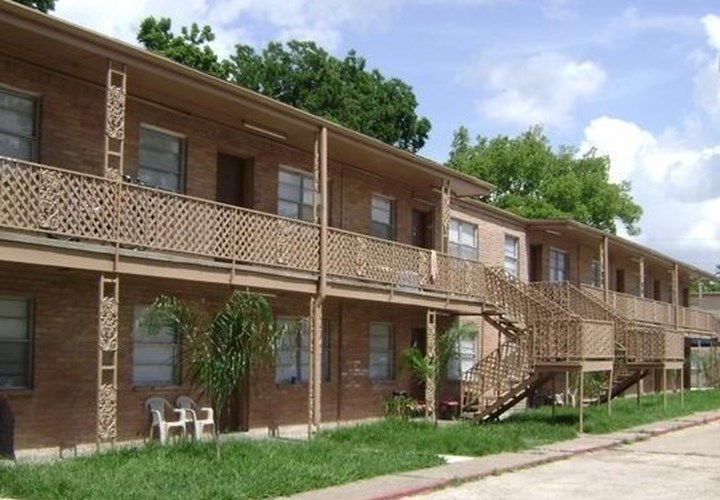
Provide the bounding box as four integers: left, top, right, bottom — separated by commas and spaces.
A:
137, 17, 431, 152
12, 0, 55, 12
447, 126, 643, 235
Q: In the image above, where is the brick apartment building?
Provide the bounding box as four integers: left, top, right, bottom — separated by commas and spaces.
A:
1, 1, 718, 451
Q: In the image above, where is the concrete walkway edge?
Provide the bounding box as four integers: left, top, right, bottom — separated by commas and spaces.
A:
286, 410, 720, 500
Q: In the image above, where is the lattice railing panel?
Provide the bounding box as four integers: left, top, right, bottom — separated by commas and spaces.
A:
665, 331, 684, 361
462, 337, 533, 410
235, 211, 319, 271
580, 320, 615, 359
434, 253, 486, 297
626, 326, 666, 362
533, 318, 583, 361
1, 158, 118, 242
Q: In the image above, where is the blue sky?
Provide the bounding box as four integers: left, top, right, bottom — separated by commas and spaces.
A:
52, 0, 720, 272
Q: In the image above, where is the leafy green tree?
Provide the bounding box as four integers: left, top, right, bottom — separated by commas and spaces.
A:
447, 126, 643, 235
12, 0, 56, 12
141, 291, 282, 457
137, 17, 231, 79
137, 17, 431, 152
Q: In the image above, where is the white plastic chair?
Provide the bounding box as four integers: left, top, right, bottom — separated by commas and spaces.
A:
176, 396, 215, 440
145, 397, 188, 444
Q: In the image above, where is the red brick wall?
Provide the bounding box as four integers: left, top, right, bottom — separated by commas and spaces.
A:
1, 262, 432, 448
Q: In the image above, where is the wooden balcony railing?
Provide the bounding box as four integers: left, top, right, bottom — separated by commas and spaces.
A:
580, 284, 720, 335
0, 157, 486, 299
626, 327, 684, 363
533, 318, 614, 363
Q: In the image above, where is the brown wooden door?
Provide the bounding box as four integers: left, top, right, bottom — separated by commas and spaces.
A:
616, 269, 625, 293
216, 153, 252, 208
529, 245, 542, 282
412, 209, 432, 249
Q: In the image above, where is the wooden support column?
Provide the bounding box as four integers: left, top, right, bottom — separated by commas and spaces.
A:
551, 374, 556, 418
578, 371, 585, 434
662, 368, 668, 410
440, 181, 451, 254
426, 310, 437, 420
638, 258, 645, 298
672, 263, 679, 329
308, 126, 328, 438
679, 368, 684, 407
601, 236, 609, 302
607, 367, 613, 415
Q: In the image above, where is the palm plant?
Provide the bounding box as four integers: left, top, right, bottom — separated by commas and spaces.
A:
403, 323, 477, 424
141, 291, 282, 457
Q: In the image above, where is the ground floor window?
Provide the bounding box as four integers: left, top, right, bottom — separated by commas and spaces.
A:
132, 305, 180, 386
447, 334, 476, 381
0, 297, 32, 389
369, 323, 394, 380
275, 317, 330, 383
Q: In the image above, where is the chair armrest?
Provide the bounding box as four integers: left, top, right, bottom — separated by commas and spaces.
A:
198, 407, 213, 421
173, 408, 191, 422
150, 409, 162, 426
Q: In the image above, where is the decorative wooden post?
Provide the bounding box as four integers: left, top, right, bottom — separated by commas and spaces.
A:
97, 60, 125, 448
601, 236, 609, 302
425, 310, 437, 420
638, 258, 645, 298
97, 275, 119, 447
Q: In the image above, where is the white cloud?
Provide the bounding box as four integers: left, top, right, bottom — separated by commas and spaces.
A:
466, 52, 605, 128
54, 0, 512, 54
701, 14, 720, 51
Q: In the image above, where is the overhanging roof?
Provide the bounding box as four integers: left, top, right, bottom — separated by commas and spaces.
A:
0, 0, 493, 198
528, 219, 715, 280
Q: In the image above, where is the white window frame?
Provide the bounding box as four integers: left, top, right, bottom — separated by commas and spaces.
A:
369, 322, 394, 381
132, 305, 181, 386
275, 317, 330, 384
447, 334, 476, 381
448, 218, 478, 261
549, 248, 569, 282
138, 124, 185, 192
0, 85, 39, 162
278, 166, 315, 222
0, 296, 32, 389
504, 235, 519, 276
371, 194, 395, 240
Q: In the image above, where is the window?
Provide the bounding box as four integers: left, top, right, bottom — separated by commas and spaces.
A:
369, 323, 394, 380
278, 168, 314, 221
371, 195, 395, 240
448, 218, 478, 260
275, 318, 330, 383
133, 305, 180, 386
590, 260, 603, 287
447, 334, 476, 381
549, 248, 568, 282
504, 235, 519, 276
0, 298, 32, 389
0, 87, 38, 161
138, 126, 184, 192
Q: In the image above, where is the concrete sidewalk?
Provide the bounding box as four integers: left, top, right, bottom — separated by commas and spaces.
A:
284, 410, 720, 500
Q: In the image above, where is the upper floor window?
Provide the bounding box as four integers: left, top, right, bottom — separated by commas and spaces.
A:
139, 126, 184, 192
371, 195, 395, 240
504, 235, 519, 276
0, 297, 32, 389
278, 167, 314, 222
447, 334, 476, 381
0, 87, 38, 161
549, 248, 569, 282
132, 305, 180, 386
369, 322, 394, 380
275, 317, 330, 383
449, 218, 478, 260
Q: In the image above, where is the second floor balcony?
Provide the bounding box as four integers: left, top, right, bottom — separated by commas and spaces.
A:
0, 157, 487, 309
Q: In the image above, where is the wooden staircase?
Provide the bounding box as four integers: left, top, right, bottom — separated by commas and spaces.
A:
461, 269, 582, 421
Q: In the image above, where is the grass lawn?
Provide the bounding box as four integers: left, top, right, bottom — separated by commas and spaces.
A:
1, 389, 718, 499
